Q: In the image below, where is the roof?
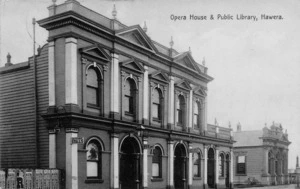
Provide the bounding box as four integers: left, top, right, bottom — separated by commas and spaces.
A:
233, 130, 263, 147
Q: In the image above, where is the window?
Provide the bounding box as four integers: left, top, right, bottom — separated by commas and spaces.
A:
152, 88, 162, 121
124, 78, 136, 114
268, 152, 272, 174
152, 146, 162, 178
236, 155, 246, 175
194, 102, 200, 128
176, 95, 185, 125
86, 139, 102, 179
219, 154, 225, 177
87, 68, 100, 106
193, 153, 201, 177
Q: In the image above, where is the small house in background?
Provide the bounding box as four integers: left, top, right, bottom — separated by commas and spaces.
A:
233, 122, 291, 187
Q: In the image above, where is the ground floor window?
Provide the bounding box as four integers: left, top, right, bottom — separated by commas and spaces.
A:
236, 155, 246, 175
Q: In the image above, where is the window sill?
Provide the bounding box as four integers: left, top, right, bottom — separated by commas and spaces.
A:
87, 104, 100, 110
151, 177, 163, 182
85, 179, 104, 184
125, 111, 134, 116
193, 177, 202, 180
153, 118, 161, 123
236, 174, 247, 176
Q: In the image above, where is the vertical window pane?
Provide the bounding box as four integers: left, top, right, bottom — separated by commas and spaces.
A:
238, 156, 245, 163
152, 104, 159, 118
152, 163, 159, 177
87, 69, 98, 87
87, 143, 99, 160
87, 161, 98, 177
194, 114, 198, 126
193, 165, 199, 176
87, 87, 97, 105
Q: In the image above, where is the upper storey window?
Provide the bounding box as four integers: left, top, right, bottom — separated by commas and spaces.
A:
194, 102, 200, 128
152, 88, 162, 121
86, 66, 103, 110
124, 78, 136, 115
176, 95, 186, 126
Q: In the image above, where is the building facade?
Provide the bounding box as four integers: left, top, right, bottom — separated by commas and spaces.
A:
0, 1, 234, 189
233, 123, 290, 186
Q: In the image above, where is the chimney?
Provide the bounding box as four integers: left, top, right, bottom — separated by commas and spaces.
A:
5, 53, 13, 67
237, 122, 241, 132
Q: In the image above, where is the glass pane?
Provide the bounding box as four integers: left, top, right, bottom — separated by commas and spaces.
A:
87, 87, 97, 105
194, 114, 198, 126
152, 104, 159, 118
193, 165, 199, 177
194, 103, 199, 114
153, 89, 160, 103
124, 96, 129, 112
87, 69, 98, 88
87, 143, 99, 160
152, 163, 159, 177
238, 156, 245, 163
87, 161, 98, 177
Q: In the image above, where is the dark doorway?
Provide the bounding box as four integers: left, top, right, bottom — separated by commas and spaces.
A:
207, 148, 215, 188
174, 143, 187, 189
225, 154, 230, 188
120, 137, 141, 189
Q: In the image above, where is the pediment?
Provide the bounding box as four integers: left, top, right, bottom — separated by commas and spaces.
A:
194, 87, 207, 97
116, 26, 157, 52
149, 71, 169, 83
175, 80, 192, 91
81, 45, 111, 62
121, 59, 144, 74
174, 52, 201, 73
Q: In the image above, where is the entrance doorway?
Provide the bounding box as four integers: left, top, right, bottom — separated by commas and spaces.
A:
120, 137, 141, 189
174, 143, 187, 189
225, 154, 230, 188
207, 148, 215, 188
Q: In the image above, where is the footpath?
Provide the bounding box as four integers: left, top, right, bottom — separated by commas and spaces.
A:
241, 184, 298, 189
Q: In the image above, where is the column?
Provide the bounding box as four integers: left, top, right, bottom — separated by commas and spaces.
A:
168, 140, 174, 189
188, 90, 193, 130
188, 144, 193, 187
48, 41, 55, 106
65, 37, 78, 104
230, 149, 234, 189
203, 97, 208, 132
143, 65, 149, 124
215, 147, 219, 188
110, 133, 119, 189
110, 53, 120, 116
168, 76, 175, 128
204, 145, 208, 187
143, 138, 148, 188
49, 129, 56, 168
65, 128, 78, 189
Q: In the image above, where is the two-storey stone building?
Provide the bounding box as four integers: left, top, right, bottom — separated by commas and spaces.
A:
0, 1, 234, 189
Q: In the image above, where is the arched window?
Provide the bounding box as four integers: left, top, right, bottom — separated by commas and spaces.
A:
193, 152, 201, 177
219, 153, 225, 177
86, 139, 102, 179
176, 95, 185, 125
268, 152, 272, 174
152, 146, 162, 178
152, 88, 162, 121
87, 68, 101, 106
194, 102, 201, 128
124, 78, 136, 115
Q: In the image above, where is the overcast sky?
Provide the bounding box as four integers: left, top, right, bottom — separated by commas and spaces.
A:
1, 0, 300, 169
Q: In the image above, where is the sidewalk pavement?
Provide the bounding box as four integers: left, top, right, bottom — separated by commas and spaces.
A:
241, 184, 298, 189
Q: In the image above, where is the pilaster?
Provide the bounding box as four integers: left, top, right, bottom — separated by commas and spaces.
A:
65, 37, 78, 105
215, 147, 219, 188
203, 145, 208, 189
110, 133, 119, 189
167, 140, 175, 189
143, 65, 149, 125
48, 41, 56, 106
65, 128, 78, 189
189, 90, 193, 130
49, 129, 56, 168
110, 53, 120, 119
168, 76, 175, 129
188, 143, 193, 187
143, 138, 148, 188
